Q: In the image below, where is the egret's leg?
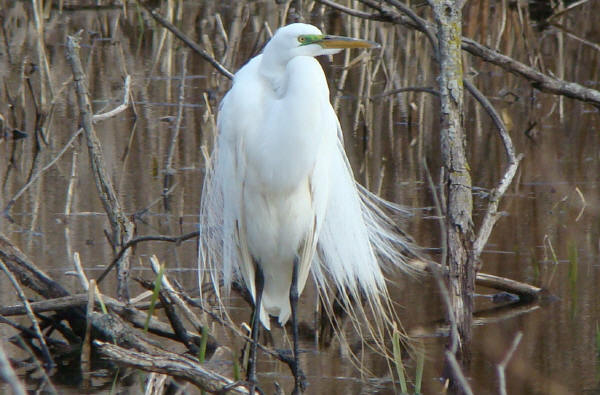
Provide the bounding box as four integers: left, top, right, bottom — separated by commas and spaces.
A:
247, 264, 265, 392
290, 256, 305, 394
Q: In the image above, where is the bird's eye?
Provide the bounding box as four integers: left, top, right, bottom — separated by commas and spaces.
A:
298, 36, 306, 44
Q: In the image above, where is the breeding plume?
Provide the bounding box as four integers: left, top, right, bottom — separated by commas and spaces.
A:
199, 23, 417, 393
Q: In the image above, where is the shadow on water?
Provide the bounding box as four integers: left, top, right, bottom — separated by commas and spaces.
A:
0, 0, 599, 394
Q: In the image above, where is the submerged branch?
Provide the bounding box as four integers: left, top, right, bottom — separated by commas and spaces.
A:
409, 259, 544, 301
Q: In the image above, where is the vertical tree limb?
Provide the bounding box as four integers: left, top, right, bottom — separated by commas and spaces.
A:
65, 33, 135, 301
431, 0, 475, 388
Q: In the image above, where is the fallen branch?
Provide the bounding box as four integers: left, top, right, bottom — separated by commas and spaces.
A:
95, 341, 251, 394
0, 233, 70, 300
409, 259, 544, 301
90, 312, 250, 394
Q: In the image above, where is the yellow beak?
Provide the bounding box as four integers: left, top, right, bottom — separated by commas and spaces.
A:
317, 35, 380, 49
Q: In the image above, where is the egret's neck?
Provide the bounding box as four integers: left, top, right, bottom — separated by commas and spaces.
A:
259, 46, 290, 96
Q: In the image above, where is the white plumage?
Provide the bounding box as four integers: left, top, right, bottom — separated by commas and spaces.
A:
199, 23, 416, 335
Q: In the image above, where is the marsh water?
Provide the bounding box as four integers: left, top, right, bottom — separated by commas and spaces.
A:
1, 1, 599, 394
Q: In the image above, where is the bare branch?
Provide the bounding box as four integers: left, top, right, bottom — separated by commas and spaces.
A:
66, 33, 135, 301
444, 351, 474, 395
497, 332, 523, 395
163, 51, 188, 211
319, 0, 600, 107
96, 231, 200, 285
464, 79, 523, 263
91, 75, 132, 122
137, 2, 234, 80
0, 341, 26, 395
461, 36, 600, 107
0, 257, 54, 369
94, 340, 251, 394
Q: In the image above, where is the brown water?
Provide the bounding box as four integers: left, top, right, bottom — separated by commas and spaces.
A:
1, 1, 599, 394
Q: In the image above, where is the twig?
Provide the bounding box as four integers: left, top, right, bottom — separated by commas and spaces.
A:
163, 51, 188, 211
31, 0, 54, 103
73, 252, 89, 291
550, 23, 600, 54
91, 75, 131, 122
0, 338, 26, 395
66, 32, 135, 301
137, 1, 234, 80
444, 351, 474, 395
371, 86, 440, 99
3, 127, 82, 216
81, 279, 95, 387
3, 68, 131, 218
96, 231, 200, 285
379, 0, 438, 56
0, 257, 54, 369
11, 335, 58, 395
64, 150, 78, 216
574, 186, 586, 222
464, 79, 523, 264
547, 0, 592, 21
497, 332, 523, 395
149, 255, 204, 332
153, 285, 200, 355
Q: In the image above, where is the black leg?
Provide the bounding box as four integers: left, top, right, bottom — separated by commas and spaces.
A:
247, 264, 265, 394
290, 256, 306, 394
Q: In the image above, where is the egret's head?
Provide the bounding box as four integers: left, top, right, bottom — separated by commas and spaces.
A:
265, 23, 379, 60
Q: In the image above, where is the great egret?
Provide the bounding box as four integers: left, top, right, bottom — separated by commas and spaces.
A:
199, 23, 417, 393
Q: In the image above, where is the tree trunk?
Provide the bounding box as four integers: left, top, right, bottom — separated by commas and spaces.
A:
431, 0, 475, 387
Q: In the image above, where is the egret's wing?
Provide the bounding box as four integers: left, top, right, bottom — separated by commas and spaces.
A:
199, 57, 264, 311
199, 93, 241, 299
314, 125, 386, 299
311, 111, 420, 343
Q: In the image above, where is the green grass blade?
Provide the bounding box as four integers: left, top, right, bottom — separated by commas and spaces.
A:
198, 325, 209, 363
144, 263, 165, 332
415, 344, 425, 394
392, 326, 408, 394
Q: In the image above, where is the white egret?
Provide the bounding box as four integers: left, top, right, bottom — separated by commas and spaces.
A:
199, 23, 418, 393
